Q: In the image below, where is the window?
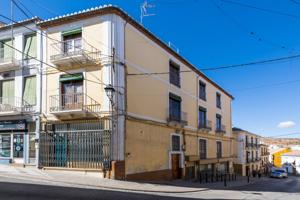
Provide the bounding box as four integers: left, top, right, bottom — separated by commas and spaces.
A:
169, 93, 181, 122
216, 92, 221, 108
0, 39, 13, 60
216, 114, 222, 131
216, 141, 222, 158
0, 79, 15, 104
251, 137, 253, 146
198, 107, 207, 128
246, 151, 250, 163
23, 34, 37, 60
0, 134, 11, 157
60, 73, 83, 110
62, 29, 82, 54
251, 151, 254, 161
245, 135, 248, 147
199, 81, 206, 101
169, 61, 180, 87
199, 139, 207, 159
256, 151, 258, 160
23, 76, 36, 105
172, 135, 180, 151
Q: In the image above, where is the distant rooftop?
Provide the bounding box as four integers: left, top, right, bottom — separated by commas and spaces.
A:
282, 150, 300, 157
0, 17, 41, 31
232, 127, 261, 137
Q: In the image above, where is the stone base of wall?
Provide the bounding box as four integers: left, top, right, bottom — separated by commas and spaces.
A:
110, 160, 125, 180
126, 169, 172, 181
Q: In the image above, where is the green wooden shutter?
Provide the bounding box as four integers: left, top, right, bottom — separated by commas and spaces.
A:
23, 34, 37, 59
2, 80, 15, 104
23, 76, 36, 105
3, 39, 13, 60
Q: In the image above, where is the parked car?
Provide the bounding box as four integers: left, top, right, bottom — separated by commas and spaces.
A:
270, 169, 288, 178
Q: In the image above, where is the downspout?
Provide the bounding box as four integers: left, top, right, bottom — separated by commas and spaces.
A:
123, 20, 128, 180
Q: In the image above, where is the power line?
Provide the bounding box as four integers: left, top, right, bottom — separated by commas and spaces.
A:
221, 0, 300, 20
127, 70, 191, 76
232, 79, 300, 92
290, 0, 300, 6
200, 54, 300, 71
0, 12, 114, 86
266, 131, 300, 138
0, 40, 110, 87
211, 0, 290, 51
11, 0, 30, 18
13, 0, 35, 18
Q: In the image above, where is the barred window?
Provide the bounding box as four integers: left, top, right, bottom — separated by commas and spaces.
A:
172, 135, 180, 151
199, 139, 207, 159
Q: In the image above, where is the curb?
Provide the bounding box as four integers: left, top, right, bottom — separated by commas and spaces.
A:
0, 173, 209, 194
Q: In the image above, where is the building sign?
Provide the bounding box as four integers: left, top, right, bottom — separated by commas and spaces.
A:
0, 120, 26, 131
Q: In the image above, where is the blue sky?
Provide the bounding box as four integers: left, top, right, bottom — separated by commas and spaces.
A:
1, 0, 300, 137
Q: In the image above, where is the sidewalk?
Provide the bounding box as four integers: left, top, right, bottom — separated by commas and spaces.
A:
0, 164, 267, 193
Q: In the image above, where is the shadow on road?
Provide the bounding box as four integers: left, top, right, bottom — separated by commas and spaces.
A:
0, 181, 228, 200
136, 176, 300, 194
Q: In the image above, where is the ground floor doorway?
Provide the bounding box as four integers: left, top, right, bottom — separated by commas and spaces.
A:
0, 120, 36, 165
39, 120, 112, 170
171, 154, 181, 179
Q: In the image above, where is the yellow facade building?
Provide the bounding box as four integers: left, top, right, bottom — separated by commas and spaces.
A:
37, 5, 234, 180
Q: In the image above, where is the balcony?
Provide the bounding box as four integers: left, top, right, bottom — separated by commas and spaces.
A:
198, 120, 212, 131
0, 97, 34, 115
50, 38, 101, 67
49, 93, 101, 118
215, 125, 226, 134
0, 50, 20, 71
167, 109, 187, 126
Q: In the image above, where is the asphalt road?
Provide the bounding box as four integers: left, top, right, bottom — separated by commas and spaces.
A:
0, 176, 299, 200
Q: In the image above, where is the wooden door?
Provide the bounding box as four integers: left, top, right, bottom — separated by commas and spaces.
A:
171, 154, 181, 179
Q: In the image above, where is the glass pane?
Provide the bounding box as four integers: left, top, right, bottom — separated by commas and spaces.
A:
13, 134, 23, 158
3, 39, 12, 59
0, 134, 11, 157
23, 76, 36, 105
23, 34, 37, 59
1, 79, 15, 104
172, 135, 180, 151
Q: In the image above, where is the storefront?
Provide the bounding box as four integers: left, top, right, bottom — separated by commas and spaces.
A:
0, 120, 36, 165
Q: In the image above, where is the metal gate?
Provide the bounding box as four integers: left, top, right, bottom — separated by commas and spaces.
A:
39, 120, 111, 170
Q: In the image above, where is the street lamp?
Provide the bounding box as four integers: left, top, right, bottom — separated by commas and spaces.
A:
104, 84, 116, 105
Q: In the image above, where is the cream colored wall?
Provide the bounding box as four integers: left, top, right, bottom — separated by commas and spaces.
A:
43, 19, 108, 118
125, 119, 173, 174
125, 23, 233, 137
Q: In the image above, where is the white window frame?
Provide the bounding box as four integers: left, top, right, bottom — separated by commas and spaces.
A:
169, 133, 184, 169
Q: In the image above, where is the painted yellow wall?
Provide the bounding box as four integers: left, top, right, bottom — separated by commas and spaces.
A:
125, 119, 173, 174
125, 23, 233, 137
124, 22, 234, 176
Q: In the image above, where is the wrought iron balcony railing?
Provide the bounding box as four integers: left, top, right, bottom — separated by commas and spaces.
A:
0, 97, 34, 114
50, 38, 101, 66
216, 124, 226, 134
0, 49, 20, 69
198, 120, 212, 131
167, 109, 187, 126
49, 93, 101, 114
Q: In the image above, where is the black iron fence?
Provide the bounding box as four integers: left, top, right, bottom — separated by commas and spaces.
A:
198, 172, 237, 184
39, 120, 112, 170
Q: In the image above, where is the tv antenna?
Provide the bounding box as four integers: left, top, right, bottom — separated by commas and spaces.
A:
140, 0, 155, 24
168, 41, 179, 54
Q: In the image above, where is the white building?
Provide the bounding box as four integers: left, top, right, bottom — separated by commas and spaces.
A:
281, 151, 300, 174
233, 128, 262, 176
0, 18, 42, 166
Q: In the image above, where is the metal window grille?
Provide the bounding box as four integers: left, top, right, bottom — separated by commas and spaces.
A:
39, 120, 112, 170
